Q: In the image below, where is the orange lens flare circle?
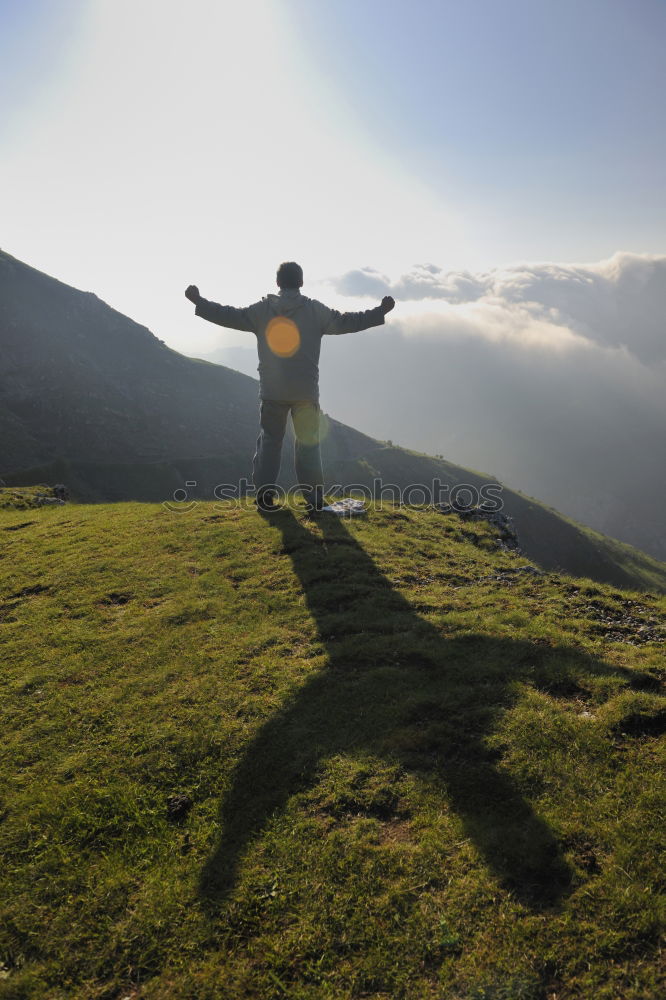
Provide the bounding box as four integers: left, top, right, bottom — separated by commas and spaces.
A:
266, 317, 301, 358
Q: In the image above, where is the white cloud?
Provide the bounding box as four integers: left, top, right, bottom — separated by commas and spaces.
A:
316, 252, 666, 559
330, 251, 666, 363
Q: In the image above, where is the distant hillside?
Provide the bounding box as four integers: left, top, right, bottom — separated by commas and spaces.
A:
0, 250, 387, 486
1, 248, 665, 594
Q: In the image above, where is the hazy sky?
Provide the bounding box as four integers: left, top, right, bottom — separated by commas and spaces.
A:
2, 0, 665, 358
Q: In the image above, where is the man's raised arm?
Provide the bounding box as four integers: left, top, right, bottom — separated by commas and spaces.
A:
319, 296, 395, 336
185, 284, 255, 332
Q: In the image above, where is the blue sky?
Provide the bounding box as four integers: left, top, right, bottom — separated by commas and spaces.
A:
283, 0, 666, 259
0, 0, 664, 355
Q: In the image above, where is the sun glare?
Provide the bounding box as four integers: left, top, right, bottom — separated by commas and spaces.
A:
266, 317, 301, 358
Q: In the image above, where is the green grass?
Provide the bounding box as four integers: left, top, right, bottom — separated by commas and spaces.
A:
0, 486, 56, 511
0, 498, 664, 999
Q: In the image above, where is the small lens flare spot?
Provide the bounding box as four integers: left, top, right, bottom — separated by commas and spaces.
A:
266, 317, 301, 357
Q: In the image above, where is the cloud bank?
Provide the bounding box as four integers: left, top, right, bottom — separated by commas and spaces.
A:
331, 252, 666, 364
319, 252, 666, 560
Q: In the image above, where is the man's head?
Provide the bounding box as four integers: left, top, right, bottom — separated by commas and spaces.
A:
276, 261, 303, 290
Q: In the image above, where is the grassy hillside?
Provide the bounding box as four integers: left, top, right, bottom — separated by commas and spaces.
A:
319, 445, 666, 594
4, 455, 666, 597
0, 249, 263, 470
1, 497, 664, 999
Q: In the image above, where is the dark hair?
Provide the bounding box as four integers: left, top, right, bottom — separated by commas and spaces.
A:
276, 261, 303, 289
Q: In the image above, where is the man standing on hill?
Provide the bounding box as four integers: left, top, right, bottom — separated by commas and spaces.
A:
185, 262, 395, 514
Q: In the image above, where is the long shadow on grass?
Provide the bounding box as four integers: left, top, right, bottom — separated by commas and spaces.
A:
200, 509, 631, 911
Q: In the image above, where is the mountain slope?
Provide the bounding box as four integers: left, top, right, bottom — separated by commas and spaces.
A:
1, 248, 665, 594
1, 498, 664, 999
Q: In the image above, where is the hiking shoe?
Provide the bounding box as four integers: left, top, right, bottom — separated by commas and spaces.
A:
256, 490, 279, 513
303, 488, 326, 516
